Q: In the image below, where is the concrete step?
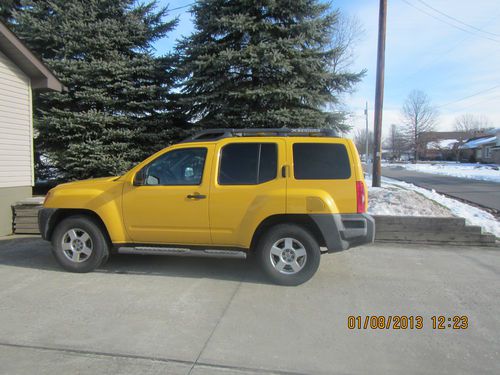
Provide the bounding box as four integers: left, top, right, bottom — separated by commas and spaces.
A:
12, 207, 41, 217
12, 203, 42, 234
376, 239, 500, 248
14, 217, 38, 225
376, 224, 482, 234
375, 231, 496, 244
373, 215, 466, 228
13, 228, 40, 234
13, 223, 40, 230
372, 215, 498, 247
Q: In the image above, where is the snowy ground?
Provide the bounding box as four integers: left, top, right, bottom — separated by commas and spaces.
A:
383, 162, 500, 183
366, 175, 500, 238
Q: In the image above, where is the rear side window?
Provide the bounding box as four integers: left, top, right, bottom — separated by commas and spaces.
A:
293, 143, 351, 179
219, 143, 277, 185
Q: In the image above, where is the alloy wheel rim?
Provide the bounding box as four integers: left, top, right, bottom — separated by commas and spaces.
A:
61, 228, 93, 263
269, 237, 307, 275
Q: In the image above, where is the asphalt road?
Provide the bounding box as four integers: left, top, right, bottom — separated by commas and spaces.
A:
382, 166, 500, 211
0, 236, 499, 375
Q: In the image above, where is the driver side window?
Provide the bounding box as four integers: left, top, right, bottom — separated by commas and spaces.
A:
141, 148, 207, 186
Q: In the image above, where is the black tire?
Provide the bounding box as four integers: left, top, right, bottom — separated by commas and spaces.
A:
257, 224, 321, 286
51, 215, 110, 273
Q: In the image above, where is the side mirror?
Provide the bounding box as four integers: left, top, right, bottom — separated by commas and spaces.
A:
133, 169, 145, 186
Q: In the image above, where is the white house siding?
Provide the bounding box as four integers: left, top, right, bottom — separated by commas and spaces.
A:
0, 50, 33, 235
0, 50, 33, 188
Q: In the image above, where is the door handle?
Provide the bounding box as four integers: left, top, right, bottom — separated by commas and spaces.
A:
187, 193, 206, 200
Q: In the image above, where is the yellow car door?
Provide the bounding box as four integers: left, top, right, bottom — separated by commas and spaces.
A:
122, 144, 214, 245
209, 139, 287, 248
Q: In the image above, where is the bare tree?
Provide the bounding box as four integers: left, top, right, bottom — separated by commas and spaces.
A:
353, 128, 373, 161
401, 90, 438, 161
330, 14, 364, 73
384, 124, 408, 160
454, 113, 492, 134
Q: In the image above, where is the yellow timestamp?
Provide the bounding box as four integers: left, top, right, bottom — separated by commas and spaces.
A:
431, 315, 468, 330
347, 315, 468, 330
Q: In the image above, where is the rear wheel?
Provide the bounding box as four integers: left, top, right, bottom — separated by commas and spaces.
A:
257, 224, 321, 286
51, 216, 109, 273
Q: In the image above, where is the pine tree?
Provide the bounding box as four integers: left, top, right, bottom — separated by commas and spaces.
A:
175, 0, 364, 130
0, 0, 21, 24
11, 0, 179, 180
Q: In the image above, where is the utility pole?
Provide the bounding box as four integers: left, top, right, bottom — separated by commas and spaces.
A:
372, 0, 387, 187
364, 101, 370, 173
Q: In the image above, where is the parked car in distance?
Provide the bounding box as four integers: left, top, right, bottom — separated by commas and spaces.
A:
38, 128, 375, 285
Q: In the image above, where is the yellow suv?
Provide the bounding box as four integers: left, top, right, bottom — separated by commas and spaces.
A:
39, 129, 374, 285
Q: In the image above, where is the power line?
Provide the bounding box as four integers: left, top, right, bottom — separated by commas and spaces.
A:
458, 92, 500, 111
437, 84, 500, 109
168, 2, 194, 12
400, 0, 500, 44
415, 0, 500, 37
399, 11, 500, 85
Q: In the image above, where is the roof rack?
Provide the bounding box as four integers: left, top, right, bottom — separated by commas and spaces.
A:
182, 128, 339, 142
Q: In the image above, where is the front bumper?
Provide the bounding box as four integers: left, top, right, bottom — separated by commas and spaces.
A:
309, 213, 375, 253
38, 208, 57, 241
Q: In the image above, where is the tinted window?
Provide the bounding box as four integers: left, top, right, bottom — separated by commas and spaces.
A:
143, 148, 207, 186
293, 143, 351, 179
219, 143, 277, 185
258, 143, 278, 183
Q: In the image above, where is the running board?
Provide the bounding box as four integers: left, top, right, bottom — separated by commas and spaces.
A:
117, 246, 247, 259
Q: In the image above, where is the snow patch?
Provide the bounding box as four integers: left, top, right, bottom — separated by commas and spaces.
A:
460, 136, 496, 149
384, 162, 500, 183
368, 184, 451, 217
366, 175, 500, 238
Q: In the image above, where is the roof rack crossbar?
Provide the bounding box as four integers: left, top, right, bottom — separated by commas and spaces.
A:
182, 128, 339, 142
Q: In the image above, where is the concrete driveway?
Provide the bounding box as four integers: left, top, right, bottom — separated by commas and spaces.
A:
0, 236, 499, 375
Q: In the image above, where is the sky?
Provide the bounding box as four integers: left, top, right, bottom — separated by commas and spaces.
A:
152, 0, 500, 137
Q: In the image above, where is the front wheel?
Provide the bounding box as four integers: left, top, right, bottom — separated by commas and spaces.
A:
51, 216, 109, 273
257, 224, 321, 286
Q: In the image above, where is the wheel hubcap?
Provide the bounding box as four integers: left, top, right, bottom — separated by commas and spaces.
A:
61, 228, 93, 263
269, 237, 307, 275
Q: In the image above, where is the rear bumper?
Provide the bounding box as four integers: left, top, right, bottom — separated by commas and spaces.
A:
309, 213, 375, 253
38, 208, 57, 241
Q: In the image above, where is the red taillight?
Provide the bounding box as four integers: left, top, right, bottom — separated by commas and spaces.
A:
356, 181, 366, 213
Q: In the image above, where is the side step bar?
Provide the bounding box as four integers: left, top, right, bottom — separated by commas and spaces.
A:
117, 246, 247, 259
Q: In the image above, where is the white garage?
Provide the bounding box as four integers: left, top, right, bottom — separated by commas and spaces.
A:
0, 21, 64, 235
